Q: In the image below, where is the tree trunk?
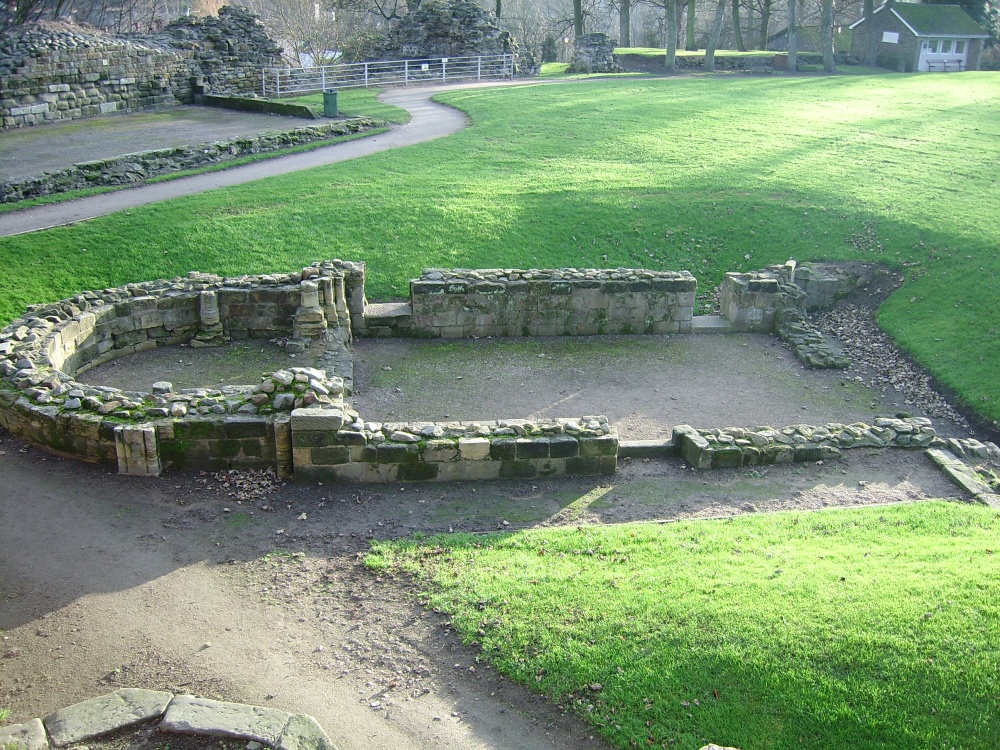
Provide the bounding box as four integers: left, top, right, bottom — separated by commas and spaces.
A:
574, 0, 584, 37
787, 0, 798, 71
821, 0, 836, 72
495, 0, 501, 19
685, 0, 697, 50
731, 0, 746, 51
665, 0, 678, 71
862, 0, 876, 65
759, 0, 771, 49
704, 0, 727, 71
620, 0, 631, 47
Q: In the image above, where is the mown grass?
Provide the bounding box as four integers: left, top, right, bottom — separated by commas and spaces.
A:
286, 87, 411, 124
0, 75, 997, 420
368, 501, 1000, 750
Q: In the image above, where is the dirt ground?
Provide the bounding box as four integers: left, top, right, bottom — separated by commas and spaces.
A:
1, 317, 983, 750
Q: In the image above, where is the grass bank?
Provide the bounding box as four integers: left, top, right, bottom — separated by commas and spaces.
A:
0, 75, 997, 420
368, 501, 1000, 750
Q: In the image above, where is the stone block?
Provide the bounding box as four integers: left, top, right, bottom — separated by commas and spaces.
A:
278, 714, 336, 750
310, 445, 349, 465
711, 446, 744, 469
0, 718, 48, 750
224, 417, 268, 439
397, 462, 439, 481
500, 460, 537, 479
579, 434, 618, 458
290, 407, 344, 432
458, 437, 491, 461
44, 688, 173, 747
291, 430, 327, 448
376, 442, 419, 464
160, 695, 290, 746
548, 436, 580, 458
490, 438, 517, 461
516, 438, 550, 459
436, 460, 501, 481
423, 439, 458, 463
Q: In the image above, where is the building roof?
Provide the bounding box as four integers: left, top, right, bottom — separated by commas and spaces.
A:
850, 2, 989, 38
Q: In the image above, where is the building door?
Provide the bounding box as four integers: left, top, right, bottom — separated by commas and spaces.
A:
919, 38, 968, 71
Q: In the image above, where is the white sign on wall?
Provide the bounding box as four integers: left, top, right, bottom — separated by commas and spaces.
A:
882, 31, 900, 43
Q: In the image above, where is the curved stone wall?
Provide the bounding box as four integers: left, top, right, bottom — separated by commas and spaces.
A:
0, 260, 359, 474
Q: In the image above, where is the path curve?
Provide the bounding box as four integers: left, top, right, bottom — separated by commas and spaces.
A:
0, 85, 475, 238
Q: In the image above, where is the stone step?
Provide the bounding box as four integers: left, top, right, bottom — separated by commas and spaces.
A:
619, 439, 675, 459
690, 315, 732, 333
364, 301, 412, 323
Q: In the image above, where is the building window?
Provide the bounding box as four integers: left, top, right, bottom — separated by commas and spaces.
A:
882, 31, 900, 44
925, 40, 939, 53
941, 40, 953, 53
955, 40, 966, 53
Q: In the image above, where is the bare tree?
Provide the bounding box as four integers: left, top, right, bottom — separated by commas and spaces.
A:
820, 0, 834, 71
703, 0, 726, 69
861, 0, 875, 65
619, 0, 631, 46
757, 0, 770, 48
787, 0, 797, 70
730, 0, 745, 49
664, 0, 677, 69
684, 0, 696, 48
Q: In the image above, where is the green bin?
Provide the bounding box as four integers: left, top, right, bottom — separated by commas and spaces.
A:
323, 89, 338, 118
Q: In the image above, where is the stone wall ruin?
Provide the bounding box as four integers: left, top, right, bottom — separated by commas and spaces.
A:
3, 258, 988, 484
0, 6, 281, 129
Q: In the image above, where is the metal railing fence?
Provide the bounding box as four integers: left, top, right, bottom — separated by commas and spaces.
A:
261, 54, 515, 97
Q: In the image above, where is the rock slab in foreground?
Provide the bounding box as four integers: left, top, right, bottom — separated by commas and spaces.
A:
161, 695, 291, 746
0, 718, 49, 750
277, 714, 338, 750
43, 688, 173, 747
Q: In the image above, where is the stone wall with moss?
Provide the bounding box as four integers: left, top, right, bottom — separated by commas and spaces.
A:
407, 268, 696, 338
1, 6, 281, 129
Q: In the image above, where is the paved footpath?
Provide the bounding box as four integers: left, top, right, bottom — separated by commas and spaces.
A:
0, 85, 477, 238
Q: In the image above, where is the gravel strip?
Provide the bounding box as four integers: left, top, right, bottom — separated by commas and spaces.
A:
814, 304, 969, 429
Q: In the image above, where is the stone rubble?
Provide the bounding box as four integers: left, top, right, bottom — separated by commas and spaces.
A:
814, 303, 971, 429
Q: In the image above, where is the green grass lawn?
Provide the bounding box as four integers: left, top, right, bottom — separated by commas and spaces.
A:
368, 501, 1000, 750
286, 87, 411, 124
0, 74, 997, 421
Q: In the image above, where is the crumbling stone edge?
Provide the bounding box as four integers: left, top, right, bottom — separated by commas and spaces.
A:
0, 689, 337, 750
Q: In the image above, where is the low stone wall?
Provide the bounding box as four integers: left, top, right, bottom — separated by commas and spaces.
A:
407, 268, 696, 338
1, 7, 282, 129
291, 411, 618, 483
0, 117, 384, 203
673, 417, 942, 469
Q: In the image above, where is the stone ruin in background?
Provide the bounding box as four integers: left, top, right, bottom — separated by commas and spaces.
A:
0, 6, 281, 128
376, 0, 537, 76
569, 33, 623, 74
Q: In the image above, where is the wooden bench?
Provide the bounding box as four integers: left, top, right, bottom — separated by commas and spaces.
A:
927, 59, 965, 72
